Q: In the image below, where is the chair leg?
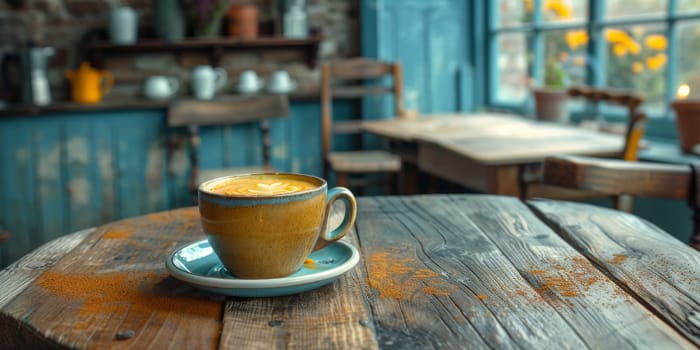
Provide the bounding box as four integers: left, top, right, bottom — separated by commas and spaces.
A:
615, 195, 634, 213
691, 210, 700, 251
399, 162, 419, 195
387, 172, 397, 195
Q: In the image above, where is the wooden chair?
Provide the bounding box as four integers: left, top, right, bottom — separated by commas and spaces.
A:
167, 95, 289, 201
320, 57, 407, 194
541, 154, 700, 250
524, 86, 648, 211
568, 85, 645, 152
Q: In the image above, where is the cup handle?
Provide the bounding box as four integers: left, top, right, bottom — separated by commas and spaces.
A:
313, 187, 357, 251
214, 67, 227, 90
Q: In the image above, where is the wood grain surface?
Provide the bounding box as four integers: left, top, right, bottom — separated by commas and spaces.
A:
530, 199, 700, 346
0, 209, 221, 349
1, 196, 697, 349
356, 195, 694, 349
362, 113, 625, 165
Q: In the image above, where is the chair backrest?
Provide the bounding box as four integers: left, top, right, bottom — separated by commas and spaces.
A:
568, 85, 646, 160
167, 95, 289, 192
542, 154, 700, 250
320, 57, 405, 163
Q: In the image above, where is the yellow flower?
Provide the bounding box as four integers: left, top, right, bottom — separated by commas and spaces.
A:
632, 62, 644, 73
566, 30, 588, 49
646, 53, 667, 70
545, 0, 572, 19
613, 44, 628, 57
645, 35, 667, 51
627, 40, 641, 54
606, 29, 630, 43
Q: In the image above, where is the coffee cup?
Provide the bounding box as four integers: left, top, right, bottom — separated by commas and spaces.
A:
143, 76, 179, 100
192, 65, 227, 100
267, 70, 296, 93
237, 70, 263, 94
198, 173, 357, 279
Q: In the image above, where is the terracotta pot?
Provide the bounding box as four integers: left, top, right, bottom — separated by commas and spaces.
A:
671, 99, 700, 153
533, 87, 569, 122
227, 4, 259, 39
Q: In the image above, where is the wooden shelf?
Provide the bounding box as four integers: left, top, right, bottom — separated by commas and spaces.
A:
81, 36, 322, 67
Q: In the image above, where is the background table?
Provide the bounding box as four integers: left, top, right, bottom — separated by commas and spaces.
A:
1, 195, 698, 349
363, 113, 625, 195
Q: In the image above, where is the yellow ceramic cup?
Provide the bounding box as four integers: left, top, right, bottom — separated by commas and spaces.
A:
198, 173, 357, 279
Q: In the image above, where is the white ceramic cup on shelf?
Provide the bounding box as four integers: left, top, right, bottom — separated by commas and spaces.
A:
192, 65, 227, 100
267, 70, 296, 94
237, 70, 264, 94
143, 76, 179, 100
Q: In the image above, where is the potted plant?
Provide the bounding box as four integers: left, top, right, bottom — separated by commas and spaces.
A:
532, 58, 570, 122
671, 75, 700, 153
185, 0, 231, 37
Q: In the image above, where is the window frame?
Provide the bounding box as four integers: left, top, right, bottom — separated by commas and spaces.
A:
487, 0, 700, 138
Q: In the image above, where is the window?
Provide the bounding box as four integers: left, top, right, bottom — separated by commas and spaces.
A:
491, 0, 700, 117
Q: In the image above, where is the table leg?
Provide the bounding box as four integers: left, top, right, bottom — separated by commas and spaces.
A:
399, 161, 419, 195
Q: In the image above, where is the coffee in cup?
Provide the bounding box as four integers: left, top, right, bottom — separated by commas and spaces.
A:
198, 173, 357, 279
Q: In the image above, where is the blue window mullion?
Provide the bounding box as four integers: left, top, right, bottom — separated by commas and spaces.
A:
590, 0, 605, 87
532, 0, 544, 85
666, 0, 679, 116
488, 0, 499, 105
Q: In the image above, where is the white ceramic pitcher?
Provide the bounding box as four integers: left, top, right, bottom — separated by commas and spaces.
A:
192, 66, 227, 100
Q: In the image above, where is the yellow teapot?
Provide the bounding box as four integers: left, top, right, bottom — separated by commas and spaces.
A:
65, 62, 114, 104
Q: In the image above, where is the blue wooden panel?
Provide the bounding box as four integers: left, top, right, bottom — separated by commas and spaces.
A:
0, 124, 5, 266
270, 117, 292, 172
62, 115, 95, 232
166, 128, 193, 208
363, 0, 470, 114
199, 126, 225, 170
35, 117, 69, 241
111, 110, 166, 219
0, 118, 37, 265
288, 101, 323, 176
93, 115, 118, 222
0, 103, 327, 268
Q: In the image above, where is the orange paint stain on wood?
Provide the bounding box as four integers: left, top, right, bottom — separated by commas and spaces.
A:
475, 294, 488, 300
608, 253, 628, 265
36, 270, 222, 320
102, 230, 134, 239
367, 250, 453, 300
528, 256, 606, 298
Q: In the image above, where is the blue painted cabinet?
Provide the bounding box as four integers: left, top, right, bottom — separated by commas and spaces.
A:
0, 103, 326, 268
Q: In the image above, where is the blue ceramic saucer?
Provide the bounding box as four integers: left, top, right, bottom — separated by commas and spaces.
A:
165, 239, 360, 297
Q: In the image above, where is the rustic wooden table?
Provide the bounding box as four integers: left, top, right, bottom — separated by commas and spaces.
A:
1, 195, 698, 349
362, 113, 625, 195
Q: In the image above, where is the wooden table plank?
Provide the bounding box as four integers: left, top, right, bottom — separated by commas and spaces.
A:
0, 208, 223, 349
356, 195, 695, 349
418, 141, 522, 195
218, 231, 378, 349
529, 199, 700, 346
0, 227, 94, 309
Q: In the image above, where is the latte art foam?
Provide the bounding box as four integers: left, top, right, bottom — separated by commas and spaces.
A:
205, 175, 318, 196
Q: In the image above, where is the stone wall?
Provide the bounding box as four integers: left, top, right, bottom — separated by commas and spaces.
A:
0, 0, 359, 102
